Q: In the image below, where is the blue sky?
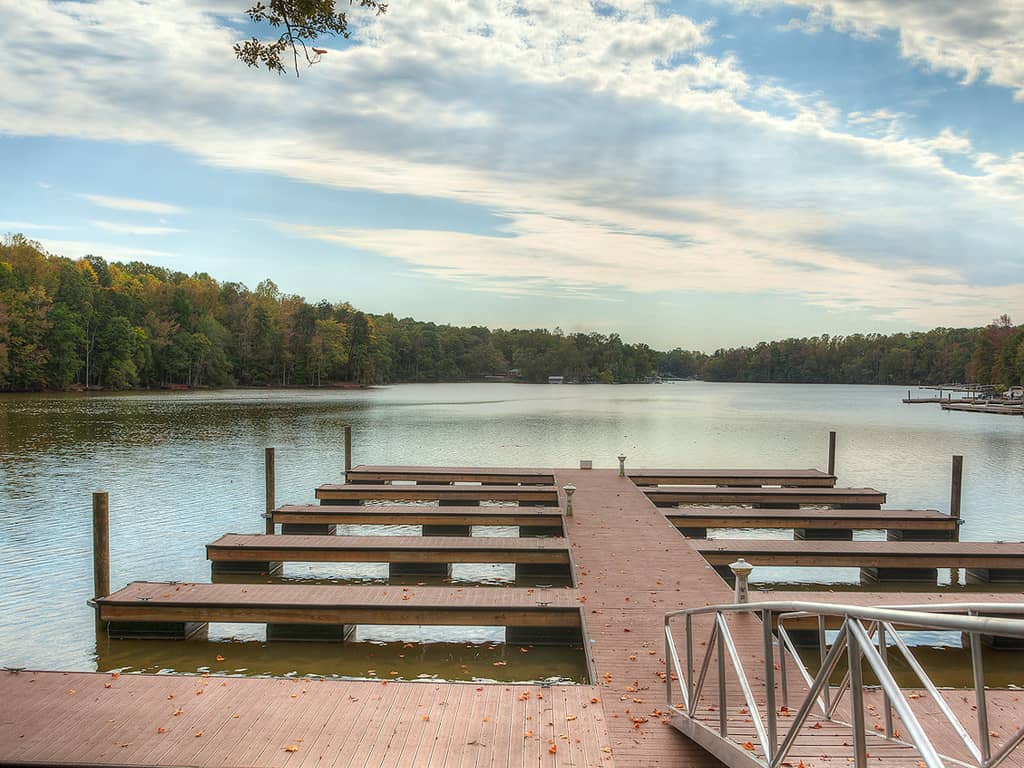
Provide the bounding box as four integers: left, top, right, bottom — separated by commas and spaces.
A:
1, 0, 1022, 350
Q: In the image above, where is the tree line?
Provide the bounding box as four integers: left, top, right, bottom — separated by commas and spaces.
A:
1, 235, 1021, 391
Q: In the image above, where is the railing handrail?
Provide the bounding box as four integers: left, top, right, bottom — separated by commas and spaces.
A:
664, 600, 1024, 637
664, 599, 1024, 768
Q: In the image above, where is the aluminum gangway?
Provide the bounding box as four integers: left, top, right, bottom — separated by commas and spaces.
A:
664, 601, 1024, 768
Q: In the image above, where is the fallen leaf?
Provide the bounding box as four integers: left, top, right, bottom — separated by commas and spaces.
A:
157, 727, 166, 734
742, 742, 755, 751
548, 744, 557, 754
216, 655, 225, 662
566, 714, 577, 721
283, 745, 299, 753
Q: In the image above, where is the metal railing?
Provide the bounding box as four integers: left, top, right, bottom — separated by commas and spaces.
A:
664, 601, 1024, 768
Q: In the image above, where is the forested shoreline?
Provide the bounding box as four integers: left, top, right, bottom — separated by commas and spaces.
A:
1, 235, 1022, 391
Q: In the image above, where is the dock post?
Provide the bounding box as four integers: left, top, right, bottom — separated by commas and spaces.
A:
827, 430, 836, 477
617, 454, 626, 477
563, 484, 576, 516
950, 455, 963, 543
264, 447, 275, 535
344, 425, 352, 479
93, 491, 110, 631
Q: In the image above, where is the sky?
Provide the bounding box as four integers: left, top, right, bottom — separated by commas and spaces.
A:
1, 1, 1023, 351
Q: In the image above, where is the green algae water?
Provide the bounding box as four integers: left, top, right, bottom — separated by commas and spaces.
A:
1, 383, 1022, 682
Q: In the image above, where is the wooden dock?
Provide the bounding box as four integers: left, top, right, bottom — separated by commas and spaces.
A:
628, 468, 835, 487
316, 483, 559, 505
664, 507, 957, 539
941, 401, 1024, 415
95, 582, 583, 643
347, 465, 555, 485
693, 539, 1024, 583
0, 672, 612, 767
644, 486, 885, 507
7, 461, 1024, 768
206, 533, 572, 578
269, 503, 563, 534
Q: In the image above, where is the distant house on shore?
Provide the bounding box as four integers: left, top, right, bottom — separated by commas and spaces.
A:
548, 376, 565, 384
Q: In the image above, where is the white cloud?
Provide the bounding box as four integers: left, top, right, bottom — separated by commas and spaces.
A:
92, 220, 184, 236
78, 193, 186, 215
0, 0, 1021, 332
729, 1, 1024, 98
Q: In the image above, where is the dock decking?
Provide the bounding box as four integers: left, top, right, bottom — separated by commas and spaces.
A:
95, 582, 583, 643
316, 483, 558, 504
0, 672, 612, 767
269, 503, 563, 531
206, 533, 572, 578
693, 539, 1024, 583
664, 507, 957, 538
628, 468, 836, 487
347, 465, 555, 485
643, 486, 886, 506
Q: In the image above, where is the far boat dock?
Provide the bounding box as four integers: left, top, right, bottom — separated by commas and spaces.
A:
2, 433, 1023, 767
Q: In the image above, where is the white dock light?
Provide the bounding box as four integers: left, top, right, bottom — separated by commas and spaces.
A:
563, 484, 576, 516
729, 558, 754, 604
618, 454, 626, 477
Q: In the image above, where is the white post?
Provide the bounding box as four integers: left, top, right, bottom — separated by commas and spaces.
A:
563, 484, 576, 517
730, 558, 754, 604
617, 454, 626, 477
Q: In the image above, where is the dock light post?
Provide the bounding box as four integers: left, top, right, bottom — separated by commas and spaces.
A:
730, 558, 753, 604
563, 484, 576, 516
951, 455, 963, 543
618, 454, 626, 477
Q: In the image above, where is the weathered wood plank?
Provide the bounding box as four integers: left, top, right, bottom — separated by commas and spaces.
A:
271, 503, 563, 528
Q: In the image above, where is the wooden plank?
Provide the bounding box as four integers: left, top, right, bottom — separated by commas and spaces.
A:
317, 484, 558, 504
272, 503, 563, 527
555, 467, 743, 768
0, 673, 614, 767
96, 582, 582, 628
645, 487, 886, 505
348, 465, 555, 485
666, 507, 956, 531
692, 539, 1024, 569
629, 469, 835, 487
207, 534, 570, 565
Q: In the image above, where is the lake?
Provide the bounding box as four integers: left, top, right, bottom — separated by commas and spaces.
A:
1, 383, 1022, 681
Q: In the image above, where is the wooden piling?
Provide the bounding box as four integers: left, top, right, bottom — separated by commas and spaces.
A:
344, 425, 352, 478
264, 447, 275, 535
950, 454, 963, 542
92, 491, 110, 630
827, 430, 836, 477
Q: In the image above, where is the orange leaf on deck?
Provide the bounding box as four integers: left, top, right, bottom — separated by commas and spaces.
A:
157, 727, 166, 734
742, 742, 755, 751
283, 744, 299, 752
216, 655, 225, 662
566, 714, 577, 721
548, 744, 557, 754
422, 714, 430, 722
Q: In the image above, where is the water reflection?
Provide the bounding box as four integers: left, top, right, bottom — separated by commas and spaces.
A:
3, 384, 1023, 681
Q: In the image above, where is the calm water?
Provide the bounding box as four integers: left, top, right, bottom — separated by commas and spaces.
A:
1, 383, 1022, 681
